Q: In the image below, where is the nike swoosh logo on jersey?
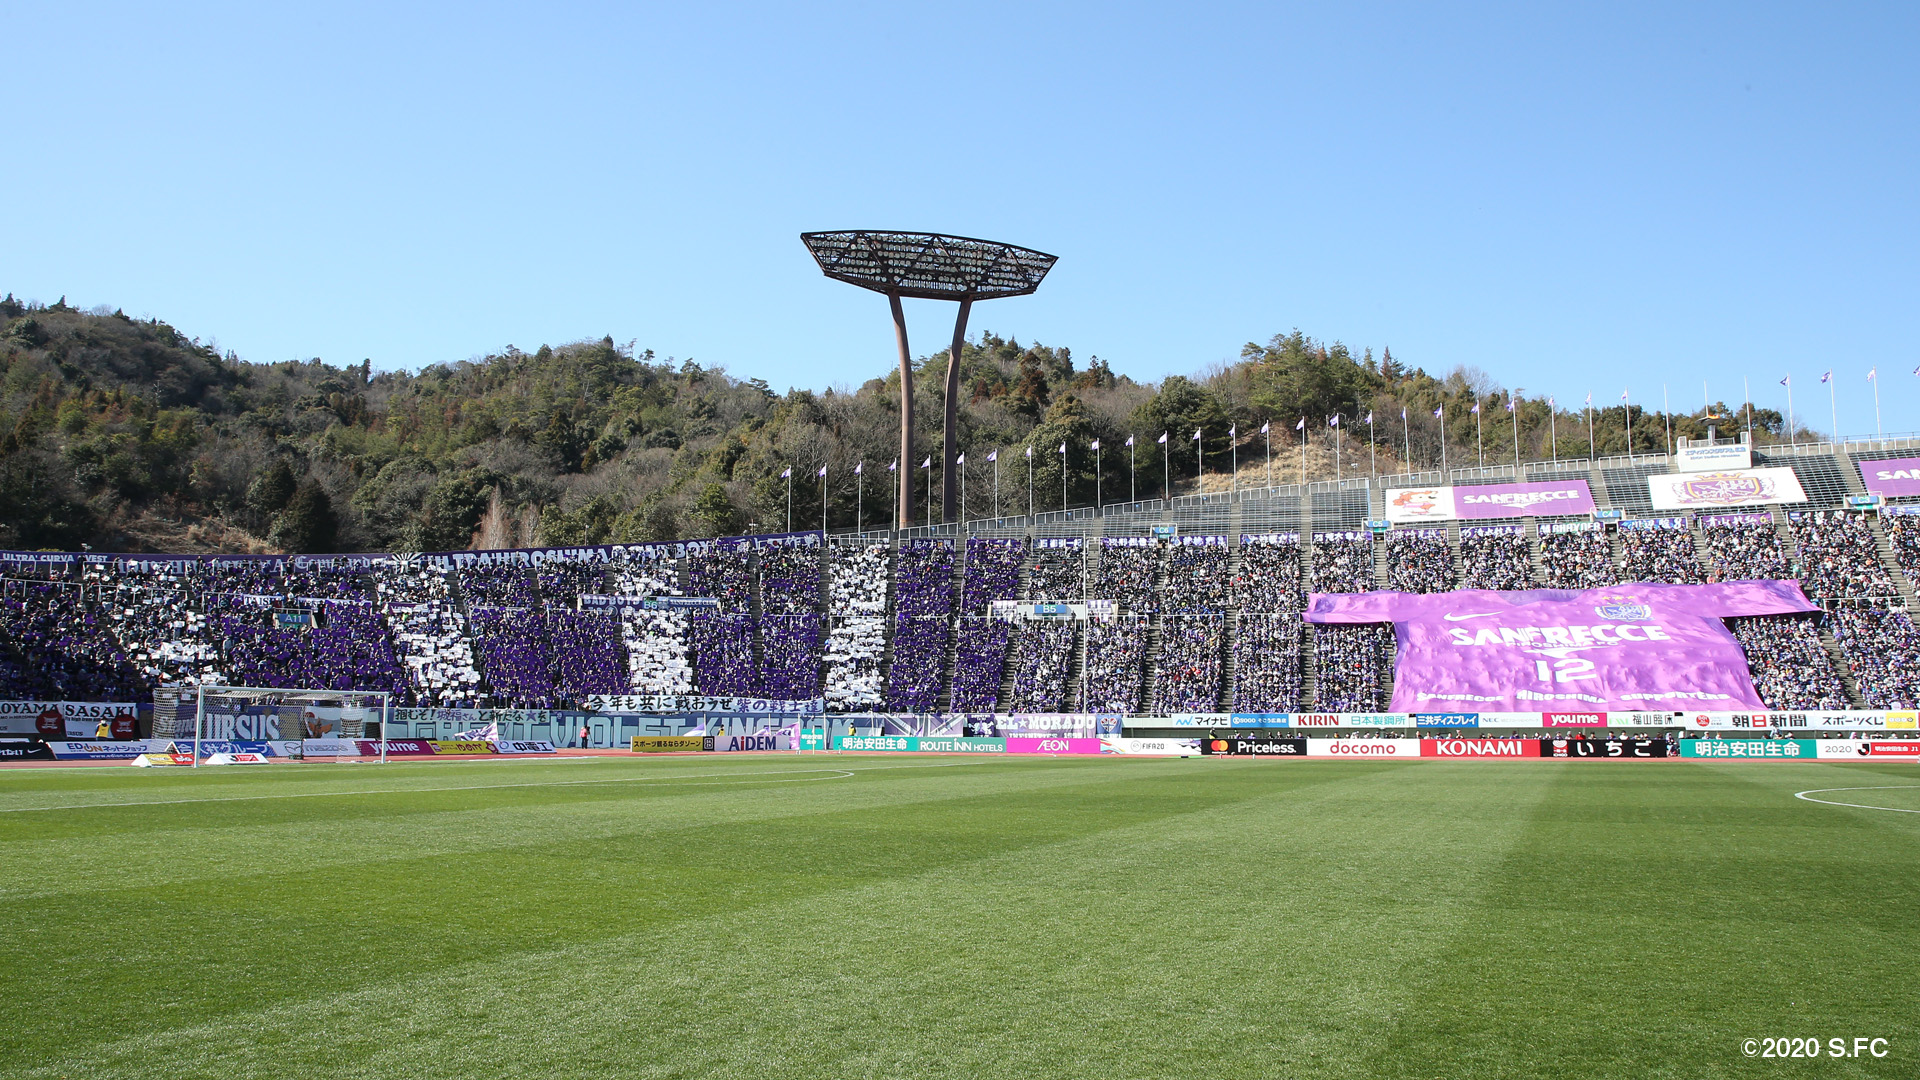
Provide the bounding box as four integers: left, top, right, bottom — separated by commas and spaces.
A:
1442, 611, 1503, 621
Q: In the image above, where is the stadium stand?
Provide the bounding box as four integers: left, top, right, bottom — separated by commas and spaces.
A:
1456, 525, 1531, 591
1310, 531, 1375, 594
1790, 510, 1900, 600
1231, 614, 1302, 712
1385, 529, 1451, 593
1311, 623, 1392, 711
1617, 518, 1703, 584
1698, 514, 1791, 582
1726, 614, 1849, 710
1151, 615, 1224, 713
1094, 538, 1160, 614
1163, 537, 1232, 613
1007, 620, 1077, 711
1083, 616, 1149, 714
1539, 523, 1615, 589
1233, 534, 1301, 611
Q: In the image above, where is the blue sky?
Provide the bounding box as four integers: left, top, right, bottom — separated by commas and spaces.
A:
4, 2, 1915, 437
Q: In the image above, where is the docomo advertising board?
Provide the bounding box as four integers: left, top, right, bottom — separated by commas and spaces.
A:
1305, 739, 1423, 758
1384, 480, 1596, 524
1647, 467, 1807, 510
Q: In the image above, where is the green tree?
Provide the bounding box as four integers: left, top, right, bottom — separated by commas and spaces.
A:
690, 482, 742, 538
269, 480, 338, 553
246, 459, 298, 517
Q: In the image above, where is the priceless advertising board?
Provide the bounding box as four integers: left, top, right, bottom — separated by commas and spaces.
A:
1308, 581, 1818, 714
1539, 738, 1669, 758
1198, 737, 1309, 756
1420, 738, 1537, 758
1815, 740, 1920, 759
1005, 737, 1104, 755
1305, 739, 1422, 758
1647, 467, 1807, 510
1857, 457, 1920, 498
631, 736, 711, 753
1678, 738, 1815, 758
1384, 480, 1596, 523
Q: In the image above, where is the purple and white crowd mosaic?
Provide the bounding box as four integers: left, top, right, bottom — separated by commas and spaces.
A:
4, 497, 1918, 716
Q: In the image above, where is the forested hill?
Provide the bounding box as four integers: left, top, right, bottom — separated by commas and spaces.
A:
0, 294, 1789, 554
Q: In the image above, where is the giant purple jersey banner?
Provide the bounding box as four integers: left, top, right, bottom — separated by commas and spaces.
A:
1305, 581, 1817, 712
1859, 457, 1920, 498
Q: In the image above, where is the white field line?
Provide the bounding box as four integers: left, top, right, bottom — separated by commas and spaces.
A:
1793, 786, 1920, 813
0, 760, 999, 814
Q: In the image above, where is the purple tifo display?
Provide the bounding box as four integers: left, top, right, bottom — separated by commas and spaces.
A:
1304, 580, 1819, 712
1858, 457, 1920, 498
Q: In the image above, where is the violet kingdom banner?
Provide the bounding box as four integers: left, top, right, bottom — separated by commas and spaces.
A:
1305, 581, 1818, 712
1383, 480, 1596, 523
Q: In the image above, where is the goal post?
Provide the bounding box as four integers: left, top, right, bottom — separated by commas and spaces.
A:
181, 685, 395, 766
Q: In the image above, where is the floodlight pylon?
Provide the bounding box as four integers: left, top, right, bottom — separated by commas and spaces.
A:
801, 231, 1056, 526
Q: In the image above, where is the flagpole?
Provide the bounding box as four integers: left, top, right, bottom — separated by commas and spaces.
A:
1827, 374, 1837, 444
1871, 369, 1882, 437
1586, 395, 1594, 461
1510, 392, 1522, 472
856, 464, 863, 533
1298, 420, 1306, 486
821, 466, 827, 533
992, 452, 999, 518
1163, 434, 1170, 506
1622, 389, 1632, 464
1786, 377, 1796, 447
1474, 404, 1483, 468
1230, 430, 1237, 492
1128, 437, 1135, 503
958, 455, 966, 522
892, 462, 899, 533
1743, 377, 1752, 441
786, 471, 792, 532
1192, 429, 1202, 495
1332, 416, 1341, 481
1027, 447, 1034, 519
1401, 409, 1410, 478
1549, 401, 1558, 463
1095, 442, 1102, 507
1368, 410, 1376, 480
1060, 443, 1067, 511
1662, 384, 1672, 457
1264, 424, 1271, 490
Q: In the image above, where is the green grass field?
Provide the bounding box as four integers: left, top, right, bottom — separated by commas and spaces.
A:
3, 754, 1918, 1079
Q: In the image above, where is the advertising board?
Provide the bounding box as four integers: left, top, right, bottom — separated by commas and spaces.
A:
1539, 738, 1669, 758
1674, 443, 1753, 472
1304, 739, 1422, 758
0, 740, 55, 761
1005, 737, 1104, 755
1542, 712, 1608, 727
1815, 740, 1920, 760
1678, 739, 1815, 758
1198, 737, 1309, 756
494, 740, 558, 754
1414, 714, 1480, 728
426, 740, 496, 756
1420, 738, 1537, 758
631, 736, 712, 753
1857, 457, 1920, 498
712, 732, 793, 752
1098, 737, 1201, 756
1384, 481, 1597, 523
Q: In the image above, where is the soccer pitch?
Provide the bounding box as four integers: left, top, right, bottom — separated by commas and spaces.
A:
3, 756, 1917, 1079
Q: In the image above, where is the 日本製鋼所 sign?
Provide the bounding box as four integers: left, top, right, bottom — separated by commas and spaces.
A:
1306, 581, 1818, 714
1384, 480, 1596, 523
1646, 467, 1807, 510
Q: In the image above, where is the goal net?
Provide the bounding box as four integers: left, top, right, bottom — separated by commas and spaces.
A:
152, 685, 395, 764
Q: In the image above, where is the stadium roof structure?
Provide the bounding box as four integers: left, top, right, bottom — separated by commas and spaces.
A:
801, 231, 1058, 526
799, 231, 1057, 301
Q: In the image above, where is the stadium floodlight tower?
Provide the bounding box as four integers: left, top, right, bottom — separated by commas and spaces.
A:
801, 231, 1057, 526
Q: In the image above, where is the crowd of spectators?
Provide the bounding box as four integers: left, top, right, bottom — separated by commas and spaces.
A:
1539, 523, 1615, 589
605, 556, 692, 695
1791, 511, 1900, 600
1309, 532, 1375, 595
893, 540, 955, 617
1617, 518, 1702, 584
949, 618, 1011, 712
960, 538, 1026, 615
755, 615, 822, 700
1095, 538, 1160, 613
1699, 514, 1791, 581
1312, 623, 1392, 711
467, 606, 558, 705
1026, 538, 1085, 601
1233, 534, 1301, 612
758, 538, 821, 615
689, 613, 755, 697
1083, 616, 1148, 713
1386, 529, 1452, 593
688, 541, 755, 611
1232, 615, 1302, 712
1456, 526, 1530, 591
1151, 615, 1223, 713
1828, 607, 1920, 709
546, 609, 628, 697
0, 582, 147, 700
1726, 613, 1849, 710
1884, 509, 1920, 587
884, 615, 947, 713
1007, 620, 1076, 711
1164, 537, 1232, 613
823, 540, 890, 712
457, 564, 541, 608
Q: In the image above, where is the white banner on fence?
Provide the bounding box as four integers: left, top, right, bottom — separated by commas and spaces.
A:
1673, 443, 1753, 472
0, 701, 139, 737
1099, 737, 1202, 756
579, 695, 822, 716
1647, 467, 1806, 510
